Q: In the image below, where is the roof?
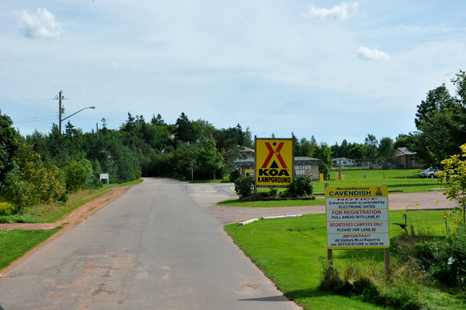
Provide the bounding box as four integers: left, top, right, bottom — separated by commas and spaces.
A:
239, 146, 254, 153
394, 147, 416, 156
235, 157, 322, 167
333, 157, 354, 161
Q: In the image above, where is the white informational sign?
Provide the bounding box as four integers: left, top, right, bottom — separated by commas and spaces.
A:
325, 186, 390, 250
100, 174, 109, 184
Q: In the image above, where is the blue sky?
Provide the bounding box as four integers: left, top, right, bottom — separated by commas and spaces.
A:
1, 1, 465, 145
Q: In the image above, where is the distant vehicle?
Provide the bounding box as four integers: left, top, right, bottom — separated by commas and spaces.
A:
420, 167, 441, 178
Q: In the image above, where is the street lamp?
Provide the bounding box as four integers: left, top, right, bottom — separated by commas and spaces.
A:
59, 106, 95, 134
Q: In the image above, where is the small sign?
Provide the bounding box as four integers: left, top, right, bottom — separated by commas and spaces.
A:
100, 174, 109, 184
325, 186, 390, 249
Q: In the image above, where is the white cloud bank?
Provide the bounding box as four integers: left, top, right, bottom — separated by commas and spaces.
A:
301, 2, 359, 20
357, 47, 391, 61
17, 8, 63, 40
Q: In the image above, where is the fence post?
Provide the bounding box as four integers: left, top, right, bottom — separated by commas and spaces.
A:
384, 248, 390, 278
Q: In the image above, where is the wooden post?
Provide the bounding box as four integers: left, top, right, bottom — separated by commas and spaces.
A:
328, 249, 333, 267
410, 225, 415, 237
384, 248, 390, 278
325, 182, 329, 189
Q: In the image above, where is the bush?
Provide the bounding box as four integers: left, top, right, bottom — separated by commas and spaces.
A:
286, 174, 313, 196
229, 170, 241, 183
319, 259, 428, 310
64, 160, 88, 192
319, 163, 331, 180
3, 143, 66, 213
427, 225, 466, 285
0, 202, 15, 216
234, 176, 254, 197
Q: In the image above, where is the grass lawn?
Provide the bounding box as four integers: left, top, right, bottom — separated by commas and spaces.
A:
225, 209, 465, 310
0, 227, 61, 271
218, 198, 325, 207
313, 169, 440, 194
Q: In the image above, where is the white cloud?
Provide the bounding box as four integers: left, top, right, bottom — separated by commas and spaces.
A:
107, 59, 120, 69
357, 47, 390, 61
17, 8, 63, 40
301, 2, 359, 20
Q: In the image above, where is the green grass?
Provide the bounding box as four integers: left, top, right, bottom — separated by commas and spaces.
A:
225, 209, 465, 310
0, 228, 61, 271
313, 169, 441, 194
217, 198, 325, 207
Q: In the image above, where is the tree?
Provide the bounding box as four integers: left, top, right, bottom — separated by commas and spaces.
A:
2, 142, 66, 212
415, 84, 455, 129
299, 138, 313, 157
0, 110, 18, 186
313, 142, 333, 179
243, 127, 253, 148
393, 133, 414, 151
412, 71, 466, 167
123, 112, 136, 132
364, 134, 378, 158
347, 143, 365, 160
378, 137, 394, 158
340, 139, 349, 158
150, 113, 165, 126
175, 112, 197, 143
331, 142, 340, 158
438, 143, 466, 225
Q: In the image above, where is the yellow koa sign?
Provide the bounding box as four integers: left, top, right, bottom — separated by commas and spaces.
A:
255, 138, 293, 187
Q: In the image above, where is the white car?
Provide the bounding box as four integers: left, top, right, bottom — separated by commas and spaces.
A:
420, 167, 441, 178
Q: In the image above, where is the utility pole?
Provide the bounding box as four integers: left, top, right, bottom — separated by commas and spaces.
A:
57, 90, 65, 134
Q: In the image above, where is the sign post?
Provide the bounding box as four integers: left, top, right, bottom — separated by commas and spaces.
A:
325, 185, 390, 275
254, 137, 294, 189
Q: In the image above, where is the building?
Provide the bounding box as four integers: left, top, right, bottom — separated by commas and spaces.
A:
238, 146, 254, 158
392, 147, 422, 168
235, 156, 322, 180
333, 157, 355, 167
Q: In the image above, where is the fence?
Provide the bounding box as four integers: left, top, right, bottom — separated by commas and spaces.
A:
333, 157, 422, 170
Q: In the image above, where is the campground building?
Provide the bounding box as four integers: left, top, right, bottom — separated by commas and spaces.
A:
235, 156, 322, 180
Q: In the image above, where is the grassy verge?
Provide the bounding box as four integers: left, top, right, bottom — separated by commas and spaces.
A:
0, 227, 61, 271
225, 210, 465, 310
0, 179, 144, 224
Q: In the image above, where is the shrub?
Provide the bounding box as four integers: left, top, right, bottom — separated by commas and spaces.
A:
229, 170, 241, 183
319, 259, 428, 310
3, 143, 66, 213
234, 176, 254, 197
286, 174, 313, 196
0, 202, 15, 216
64, 160, 88, 192
428, 225, 466, 285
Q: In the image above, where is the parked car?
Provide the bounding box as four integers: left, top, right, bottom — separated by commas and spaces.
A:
420, 167, 441, 178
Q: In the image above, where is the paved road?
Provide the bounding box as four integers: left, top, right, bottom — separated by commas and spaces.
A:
0, 178, 300, 310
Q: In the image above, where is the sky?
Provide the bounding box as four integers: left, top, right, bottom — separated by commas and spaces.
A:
1, 0, 465, 145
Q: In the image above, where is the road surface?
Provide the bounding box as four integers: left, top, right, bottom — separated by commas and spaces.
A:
0, 178, 300, 310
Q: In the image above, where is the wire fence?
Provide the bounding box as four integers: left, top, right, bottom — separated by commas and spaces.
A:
333, 157, 423, 170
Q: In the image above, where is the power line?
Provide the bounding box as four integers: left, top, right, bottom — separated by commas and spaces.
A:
14, 118, 57, 123
0, 86, 57, 113
0, 46, 60, 90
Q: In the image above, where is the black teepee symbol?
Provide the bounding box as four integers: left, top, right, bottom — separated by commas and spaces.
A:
270, 161, 279, 169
